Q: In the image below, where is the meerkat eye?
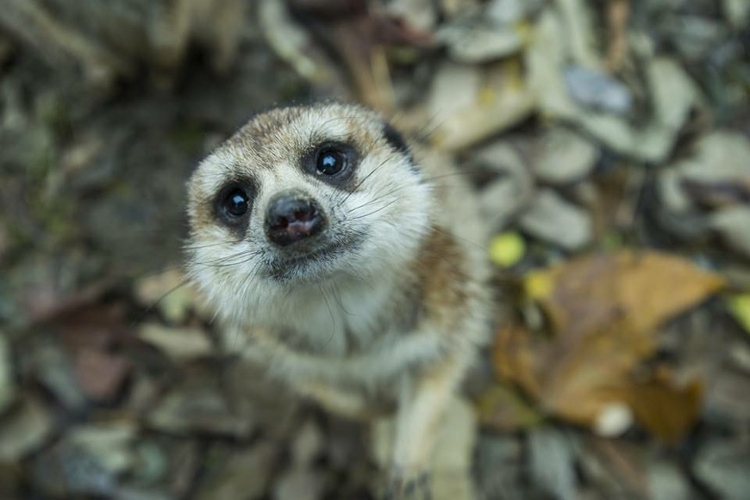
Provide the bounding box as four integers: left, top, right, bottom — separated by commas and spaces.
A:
303, 142, 356, 187
222, 188, 249, 218
213, 182, 255, 230
315, 147, 348, 176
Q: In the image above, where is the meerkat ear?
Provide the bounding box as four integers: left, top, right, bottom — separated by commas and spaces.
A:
382, 122, 411, 157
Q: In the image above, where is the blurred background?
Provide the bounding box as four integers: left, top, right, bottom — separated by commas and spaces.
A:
0, 0, 749, 499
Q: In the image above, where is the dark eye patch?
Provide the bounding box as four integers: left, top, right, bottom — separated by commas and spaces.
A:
213, 178, 257, 235
382, 122, 417, 172
383, 122, 409, 155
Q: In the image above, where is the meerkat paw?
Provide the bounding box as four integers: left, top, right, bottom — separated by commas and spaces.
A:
380, 468, 431, 500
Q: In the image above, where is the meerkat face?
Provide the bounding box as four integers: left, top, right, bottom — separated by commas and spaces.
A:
186, 103, 433, 304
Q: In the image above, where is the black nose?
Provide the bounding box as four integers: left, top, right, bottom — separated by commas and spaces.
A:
264, 191, 325, 247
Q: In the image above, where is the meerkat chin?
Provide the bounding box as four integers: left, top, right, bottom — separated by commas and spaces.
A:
185, 102, 491, 498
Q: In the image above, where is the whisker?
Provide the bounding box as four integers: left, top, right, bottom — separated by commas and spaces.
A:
190, 248, 265, 268
334, 151, 398, 208
184, 240, 243, 251
329, 282, 352, 317
130, 276, 193, 327
319, 285, 338, 348
345, 172, 471, 215
346, 198, 400, 222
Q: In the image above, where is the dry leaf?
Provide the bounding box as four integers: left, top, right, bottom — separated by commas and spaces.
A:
73, 347, 132, 403
477, 383, 544, 431
605, 0, 630, 72
138, 323, 214, 361
493, 250, 724, 441
524, 250, 725, 336
625, 370, 704, 444
0, 397, 54, 461
288, 0, 434, 113
492, 324, 542, 397
727, 294, 750, 335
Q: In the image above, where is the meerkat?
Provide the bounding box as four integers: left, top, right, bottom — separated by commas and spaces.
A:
185, 102, 491, 498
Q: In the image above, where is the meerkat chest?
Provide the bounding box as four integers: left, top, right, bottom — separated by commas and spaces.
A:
243, 279, 436, 387
256, 275, 415, 353
249, 324, 440, 389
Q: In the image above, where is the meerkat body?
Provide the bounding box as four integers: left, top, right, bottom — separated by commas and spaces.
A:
186, 103, 491, 497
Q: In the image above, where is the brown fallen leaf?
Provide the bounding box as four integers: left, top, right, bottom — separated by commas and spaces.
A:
624, 369, 704, 444
56, 302, 132, 352
605, 0, 630, 72
138, 323, 214, 361
73, 347, 132, 403
288, 0, 434, 113
494, 318, 652, 430
492, 324, 542, 397
20, 279, 112, 325
524, 250, 725, 336
492, 250, 724, 441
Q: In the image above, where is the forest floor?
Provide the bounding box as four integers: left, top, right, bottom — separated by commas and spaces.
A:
1, 1, 749, 499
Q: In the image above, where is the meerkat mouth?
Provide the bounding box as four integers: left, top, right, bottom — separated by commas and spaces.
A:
264, 236, 362, 283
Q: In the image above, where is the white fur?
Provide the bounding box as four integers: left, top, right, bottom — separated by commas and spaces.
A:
187, 105, 437, 365
186, 104, 492, 490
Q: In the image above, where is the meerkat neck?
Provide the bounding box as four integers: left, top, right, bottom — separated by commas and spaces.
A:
241, 235, 429, 355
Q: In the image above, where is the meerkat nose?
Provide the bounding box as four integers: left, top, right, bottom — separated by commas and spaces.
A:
264, 190, 325, 247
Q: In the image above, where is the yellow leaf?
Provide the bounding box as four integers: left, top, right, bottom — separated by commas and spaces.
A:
524, 271, 554, 301
478, 87, 497, 106
502, 57, 525, 91
489, 232, 526, 268
513, 21, 533, 43
727, 294, 750, 335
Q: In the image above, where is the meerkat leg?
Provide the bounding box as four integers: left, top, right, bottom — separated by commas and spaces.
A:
296, 379, 373, 421
383, 356, 466, 499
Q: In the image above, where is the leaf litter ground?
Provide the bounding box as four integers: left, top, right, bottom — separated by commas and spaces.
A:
1, 1, 750, 499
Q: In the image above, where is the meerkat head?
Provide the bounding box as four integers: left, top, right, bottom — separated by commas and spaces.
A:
185, 103, 433, 313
